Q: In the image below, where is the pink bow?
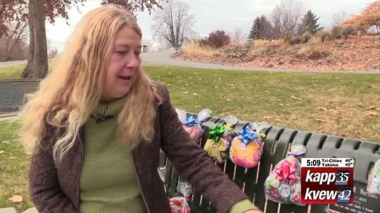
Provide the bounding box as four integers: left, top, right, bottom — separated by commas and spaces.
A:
274, 158, 297, 181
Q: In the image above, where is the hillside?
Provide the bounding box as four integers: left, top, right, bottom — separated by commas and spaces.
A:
171, 37, 380, 71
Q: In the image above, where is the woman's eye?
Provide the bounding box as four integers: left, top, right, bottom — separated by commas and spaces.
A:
116, 51, 127, 55
135, 52, 141, 56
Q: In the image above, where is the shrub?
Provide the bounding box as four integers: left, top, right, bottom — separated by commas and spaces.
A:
300, 32, 312, 44
289, 37, 301, 45
341, 25, 356, 39
281, 31, 311, 45
281, 31, 294, 43
331, 26, 343, 39
315, 30, 332, 42
309, 36, 322, 44
296, 46, 331, 60
331, 25, 356, 39
199, 38, 209, 47
202, 30, 231, 48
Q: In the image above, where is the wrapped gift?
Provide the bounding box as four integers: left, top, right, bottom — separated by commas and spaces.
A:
229, 125, 266, 168
204, 115, 240, 163
176, 108, 211, 144
169, 197, 191, 213
204, 124, 229, 163
264, 144, 306, 206
367, 154, 380, 194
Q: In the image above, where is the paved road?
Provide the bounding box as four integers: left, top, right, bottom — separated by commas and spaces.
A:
1, 51, 380, 74
0, 113, 18, 121
0, 80, 40, 115
141, 49, 380, 74
0, 60, 27, 68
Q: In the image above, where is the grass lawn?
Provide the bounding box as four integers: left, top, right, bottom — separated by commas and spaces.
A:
0, 120, 32, 210
0, 62, 380, 211
0, 64, 27, 79
0, 60, 54, 79
143, 65, 380, 142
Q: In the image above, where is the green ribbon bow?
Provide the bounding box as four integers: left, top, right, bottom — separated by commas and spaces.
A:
209, 125, 225, 142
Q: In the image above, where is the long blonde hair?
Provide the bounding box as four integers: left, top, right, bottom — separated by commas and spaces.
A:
19, 5, 162, 163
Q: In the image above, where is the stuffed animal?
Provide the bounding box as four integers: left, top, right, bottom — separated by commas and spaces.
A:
176, 179, 193, 200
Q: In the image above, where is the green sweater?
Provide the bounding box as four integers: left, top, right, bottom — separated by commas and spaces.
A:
79, 97, 257, 213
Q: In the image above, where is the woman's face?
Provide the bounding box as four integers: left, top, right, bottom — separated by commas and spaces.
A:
101, 27, 141, 102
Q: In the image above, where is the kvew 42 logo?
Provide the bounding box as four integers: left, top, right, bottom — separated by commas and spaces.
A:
303, 188, 352, 203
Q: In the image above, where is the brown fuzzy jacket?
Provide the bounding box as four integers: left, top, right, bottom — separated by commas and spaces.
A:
28, 83, 249, 213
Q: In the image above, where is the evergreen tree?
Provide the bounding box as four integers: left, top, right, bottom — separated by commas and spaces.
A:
259, 15, 275, 39
297, 10, 324, 35
248, 17, 263, 40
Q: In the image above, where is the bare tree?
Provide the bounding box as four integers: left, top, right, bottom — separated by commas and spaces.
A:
229, 28, 246, 43
1, 21, 29, 61
332, 11, 350, 26
48, 49, 58, 58
20, 0, 48, 78
271, 0, 305, 38
142, 39, 153, 52
151, 0, 196, 51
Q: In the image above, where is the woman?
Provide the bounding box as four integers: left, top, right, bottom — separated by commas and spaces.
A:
20, 5, 263, 213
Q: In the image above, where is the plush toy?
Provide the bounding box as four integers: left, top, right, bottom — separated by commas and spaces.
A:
229, 125, 266, 169
264, 144, 306, 206
169, 197, 191, 213
176, 108, 212, 144
176, 179, 193, 200
367, 152, 380, 194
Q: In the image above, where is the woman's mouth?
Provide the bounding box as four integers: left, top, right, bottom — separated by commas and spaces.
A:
119, 76, 132, 81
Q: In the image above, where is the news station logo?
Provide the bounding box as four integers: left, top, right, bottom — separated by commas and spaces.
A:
301, 158, 354, 205
336, 188, 352, 203
335, 170, 350, 186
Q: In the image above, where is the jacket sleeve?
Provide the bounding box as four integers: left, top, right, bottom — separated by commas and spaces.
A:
158, 85, 253, 213
28, 126, 80, 213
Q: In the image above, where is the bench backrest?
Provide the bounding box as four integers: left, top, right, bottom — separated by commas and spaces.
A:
159, 114, 380, 213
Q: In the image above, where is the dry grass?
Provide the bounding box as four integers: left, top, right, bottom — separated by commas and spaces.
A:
252, 39, 272, 49
295, 45, 332, 60
308, 36, 323, 44
249, 39, 286, 56
297, 46, 312, 55
183, 43, 218, 57
253, 39, 284, 49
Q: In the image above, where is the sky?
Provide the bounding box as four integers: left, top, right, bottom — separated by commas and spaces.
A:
45, 0, 375, 51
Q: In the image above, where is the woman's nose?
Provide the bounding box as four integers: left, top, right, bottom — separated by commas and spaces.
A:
125, 53, 140, 69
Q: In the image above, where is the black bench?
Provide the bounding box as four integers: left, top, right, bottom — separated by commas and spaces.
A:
159, 113, 380, 213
